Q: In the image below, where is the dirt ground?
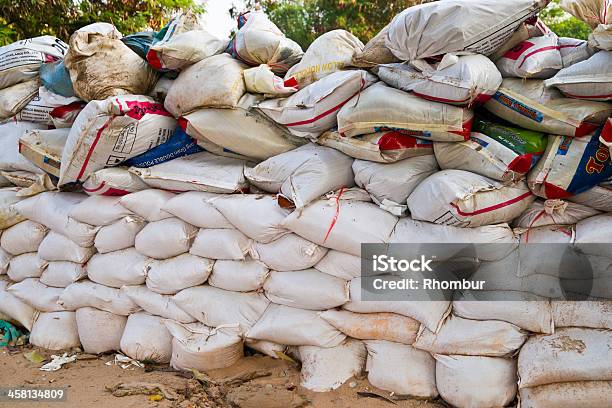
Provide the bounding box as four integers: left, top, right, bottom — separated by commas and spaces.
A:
0, 345, 446, 408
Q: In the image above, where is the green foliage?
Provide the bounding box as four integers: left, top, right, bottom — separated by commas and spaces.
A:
539, 0, 592, 40
0, 0, 203, 45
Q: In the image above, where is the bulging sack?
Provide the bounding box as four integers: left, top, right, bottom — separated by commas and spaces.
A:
386, 0, 548, 61
229, 11, 303, 74
0, 121, 46, 174
7, 253, 47, 282
145, 253, 213, 295
558, 37, 596, 67
8, 278, 65, 312
0, 79, 39, 120
407, 170, 535, 227
257, 70, 376, 139
314, 250, 361, 280
190, 228, 253, 260
284, 30, 364, 88
484, 78, 612, 137
208, 258, 269, 292
162, 191, 232, 229
37, 232, 96, 264
82, 167, 148, 196
560, 0, 611, 28
64, 23, 158, 101
376, 54, 502, 107
336, 83, 473, 141
119, 189, 174, 222
59, 95, 176, 186
30, 311, 80, 351
496, 34, 563, 78
1, 220, 47, 255
164, 54, 247, 116
317, 130, 434, 163
120, 312, 172, 363
87, 248, 148, 288
520, 381, 612, 408
0, 187, 25, 229
94, 216, 147, 254
135, 218, 197, 259
351, 24, 400, 68
13, 86, 81, 125
528, 131, 612, 199
58, 280, 140, 315
76, 307, 127, 354
243, 65, 298, 96
39, 261, 87, 288
544, 50, 612, 101
252, 233, 327, 271
122, 285, 195, 323
0, 280, 37, 331
514, 199, 600, 228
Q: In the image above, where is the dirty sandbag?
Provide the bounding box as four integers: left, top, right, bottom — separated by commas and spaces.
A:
528, 131, 612, 199
552, 300, 612, 329
569, 183, 612, 211
130, 151, 249, 193
18, 128, 69, 178
13, 86, 81, 125
164, 54, 247, 116
181, 94, 304, 161
30, 311, 80, 351
229, 11, 303, 74
514, 199, 601, 228
243, 65, 298, 96
560, 0, 610, 28
376, 54, 502, 107
124, 126, 203, 168
165, 321, 243, 372
121, 31, 156, 60
252, 233, 327, 272
558, 37, 596, 67
76, 307, 127, 354
39, 262, 87, 288
64, 23, 158, 101
544, 51, 612, 101
94, 216, 147, 254
284, 30, 364, 88
0, 79, 39, 120
59, 280, 140, 316
120, 312, 173, 363
87, 248, 148, 288
1, 220, 47, 256
386, 0, 548, 61
0, 187, 26, 229
520, 381, 612, 408
588, 23, 612, 50
496, 33, 562, 79
484, 78, 612, 137
257, 70, 377, 139
319, 310, 420, 344
82, 167, 149, 196
351, 24, 400, 68
0, 35, 67, 90
336, 82, 473, 141
40, 60, 75, 97
59, 95, 176, 187
121, 285, 195, 323
0, 280, 36, 331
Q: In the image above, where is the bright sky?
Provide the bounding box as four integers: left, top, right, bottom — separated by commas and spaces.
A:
198, 0, 246, 39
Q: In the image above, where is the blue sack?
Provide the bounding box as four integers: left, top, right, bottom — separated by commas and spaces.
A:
40, 60, 75, 97
121, 31, 156, 60
125, 125, 203, 168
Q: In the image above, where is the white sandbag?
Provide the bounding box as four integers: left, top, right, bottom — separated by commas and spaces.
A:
39, 261, 86, 288
30, 311, 80, 350
245, 144, 355, 209
210, 194, 290, 243
284, 30, 364, 87
1, 220, 47, 255
245, 339, 287, 358
64, 23, 157, 101
485, 78, 612, 136
552, 300, 612, 329
82, 167, 149, 196
190, 228, 253, 260
434, 132, 537, 183
0, 79, 39, 120
257, 70, 376, 138
164, 54, 247, 116
496, 34, 562, 78
121, 285, 195, 323
208, 259, 269, 292
8, 278, 65, 312
514, 199, 600, 228
173, 285, 269, 333
252, 234, 327, 271
435, 354, 517, 408
414, 315, 527, 357
87, 248, 147, 288
0, 121, 46, 174
0, 35, 67, 89
0, 247, 9, 275
231, 11, 302, 74
337, 82, 474, 141
119, 189, 174, 222
94, 216, 147, 253
560, 0, 611, 28
520, 381, 612, 408
353, 155, 438, 213
528, 133, 612, 199
377, 54, 502, 107
69, 195, 132, 226
145, 254, 213, 295
181, 94, 303, 161
314, 250, 361, 280
518, 328, 612, 388
162, 191, 232, 228
351, 24, 399, 68
131, 152, 248, 194
13, 192, 99, 247
59, 95, 176, 186
298, 339, 366, 392
343, 278, 450, 333
135, 217, 197, 259
120, 312, 172, 363
407, 170, 535, 227
320, 310, 420, 345
317, 130, 434, 163
7, 253, 47, 282
0, 187, 25, 229
58, 280, 140, 315
283, 198, 398, 256
386, 0, 548, 61
545, 50, 612, 101
365, 340, 438, 398
38, 232, 96, 263
558, 37, 596, 67
244, 65, 298, 96
76, 307, 126, 354
246, 304, 345, 347
589, 23, 612, 50
13, 87, 81, 125
0, 279, 36, 330
569, 183, 612, 211
264, 269, 349, 310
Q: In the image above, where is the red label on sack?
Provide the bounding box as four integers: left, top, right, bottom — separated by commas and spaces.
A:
503, 41, 535, 61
